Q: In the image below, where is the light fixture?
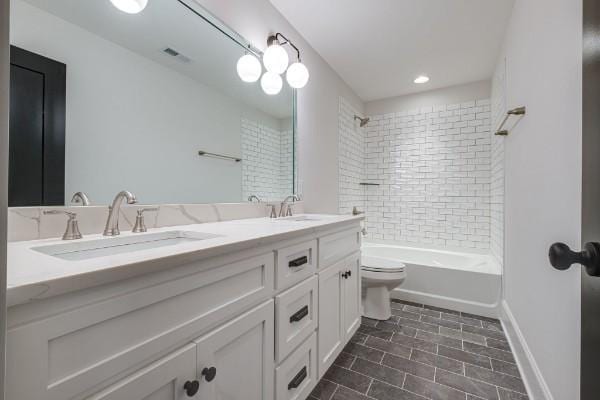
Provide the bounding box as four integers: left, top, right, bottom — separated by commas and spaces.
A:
239, 33, 309, 94
260, 71, 283, 95
414, 75, 430, 84
237, 53, 262, 83
109, 0, 148, 14
286, 62, 309, 89
263, 37, 289, 74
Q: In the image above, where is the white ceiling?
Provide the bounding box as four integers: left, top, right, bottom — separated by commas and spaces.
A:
269, 0, 514, 101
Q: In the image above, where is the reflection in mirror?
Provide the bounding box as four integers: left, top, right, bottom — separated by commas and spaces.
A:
8, 0, 295, 207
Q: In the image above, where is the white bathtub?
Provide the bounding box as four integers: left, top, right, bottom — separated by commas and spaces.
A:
362, 242, 502, 317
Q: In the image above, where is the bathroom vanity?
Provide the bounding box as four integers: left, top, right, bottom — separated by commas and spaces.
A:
5, 214, 362, 400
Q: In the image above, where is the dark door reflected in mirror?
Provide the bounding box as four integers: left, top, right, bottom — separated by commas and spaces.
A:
9, 46, 65, 206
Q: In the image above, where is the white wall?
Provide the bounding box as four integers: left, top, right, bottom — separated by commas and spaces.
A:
366, 80, 490, 116
10, 0, 286, 205
192, 0, 364, 213
499, 0, 582, 398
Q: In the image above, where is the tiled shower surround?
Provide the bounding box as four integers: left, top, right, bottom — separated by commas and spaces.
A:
241, 117, 294, 202
339, 98, 366, 215
339, 97, 494, 250
490, 64, 506, 268
311, 300, 528, 400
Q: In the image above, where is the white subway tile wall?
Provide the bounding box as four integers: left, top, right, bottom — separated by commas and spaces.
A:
241, 118, 294, 202
339, 97, 495, 250
339, 97, 366, 215
490, 61, 506, 267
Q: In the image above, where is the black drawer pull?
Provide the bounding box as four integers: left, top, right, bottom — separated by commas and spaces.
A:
288, 366, 307, 390
289, 256, 308, 268
289, 305, 309, 323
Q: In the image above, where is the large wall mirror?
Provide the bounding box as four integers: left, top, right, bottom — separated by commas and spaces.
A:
8, 0, 296, 207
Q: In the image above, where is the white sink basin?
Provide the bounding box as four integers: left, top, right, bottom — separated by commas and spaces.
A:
277, 215, 323, 222
31, 230, 220, 261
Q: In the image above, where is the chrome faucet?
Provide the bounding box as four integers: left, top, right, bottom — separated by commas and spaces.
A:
279, 194, 300, 217
248, 195, 262, 203
103, 190, 137, 236
71, 191, 91, 206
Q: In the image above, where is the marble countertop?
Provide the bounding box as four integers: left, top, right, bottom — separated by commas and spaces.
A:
7, 214, 363, 307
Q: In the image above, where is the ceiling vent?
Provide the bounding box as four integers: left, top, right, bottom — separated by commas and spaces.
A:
162, 47, 191, 63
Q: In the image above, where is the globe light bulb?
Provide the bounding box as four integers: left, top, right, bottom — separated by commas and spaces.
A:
261, 71, 283, 95
263, 43, 289, 74
236, 54, 261, 82
286, 62, 309, 88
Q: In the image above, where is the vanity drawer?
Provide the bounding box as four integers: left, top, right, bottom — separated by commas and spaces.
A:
275, 276, 318, 363
318, 229, 361, 269
276, 239, 317, 290
275, 333, 318, 400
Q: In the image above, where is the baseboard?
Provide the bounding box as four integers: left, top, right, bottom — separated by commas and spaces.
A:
391, 288, 500, 318
500, 300, 553, 400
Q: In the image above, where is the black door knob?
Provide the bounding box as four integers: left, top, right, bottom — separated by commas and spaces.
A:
202, 366, 217, 382
183, 380, 199, 397
548, 242, 600, 276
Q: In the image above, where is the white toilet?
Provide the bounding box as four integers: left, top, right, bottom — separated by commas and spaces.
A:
361, 255, 407, 320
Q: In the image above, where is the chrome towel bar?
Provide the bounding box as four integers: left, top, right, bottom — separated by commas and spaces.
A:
495, 106, 526, 136
198, 150, 241, 162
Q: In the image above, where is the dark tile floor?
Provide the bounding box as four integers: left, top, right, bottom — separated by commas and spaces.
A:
309, 300, 528, 400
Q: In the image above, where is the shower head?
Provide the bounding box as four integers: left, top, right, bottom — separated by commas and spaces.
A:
354, 115, 370, 127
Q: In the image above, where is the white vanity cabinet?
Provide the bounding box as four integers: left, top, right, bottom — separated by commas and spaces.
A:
194, 300, 274, 400
5, 220, 362, 400
316, 252, 361, 378
87, 344, 197, 400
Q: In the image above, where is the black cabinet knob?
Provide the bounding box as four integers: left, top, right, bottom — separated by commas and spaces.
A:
341, 272, 347, 279
183, 380, 199, 397
549, 242, 600, 276
202, 366, 217, 382
347, 270, 352, 277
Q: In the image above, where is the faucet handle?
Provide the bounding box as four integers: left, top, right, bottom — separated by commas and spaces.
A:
269, 204, 277, 219
132, 208, 158, 233
43, 210, 83, 240
352, 206, 364, 216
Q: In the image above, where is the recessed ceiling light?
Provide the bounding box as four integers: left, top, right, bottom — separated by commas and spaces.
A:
414, 75, 430, 84
110, 0, 148, 14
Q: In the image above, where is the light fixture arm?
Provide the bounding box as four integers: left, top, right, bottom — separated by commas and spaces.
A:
268, 33, 301, 61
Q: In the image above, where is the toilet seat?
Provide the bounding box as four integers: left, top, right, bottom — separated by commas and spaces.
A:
361, 265, 405, 273
361, 255, 405, 273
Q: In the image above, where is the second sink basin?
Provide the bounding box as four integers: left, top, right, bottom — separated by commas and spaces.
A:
32, 230, 220, 261
277, 215, 323, 222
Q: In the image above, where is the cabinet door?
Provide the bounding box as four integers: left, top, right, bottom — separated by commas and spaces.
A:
194, 300, 274, 400
87, 344, 196, 400
317, 259, 344, 378
342, 253, 361, 339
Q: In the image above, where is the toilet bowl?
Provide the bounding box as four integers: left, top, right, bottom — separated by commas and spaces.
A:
361, 255, 407, 320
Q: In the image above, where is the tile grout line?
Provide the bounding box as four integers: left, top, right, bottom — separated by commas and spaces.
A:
359, 327, 517, 370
